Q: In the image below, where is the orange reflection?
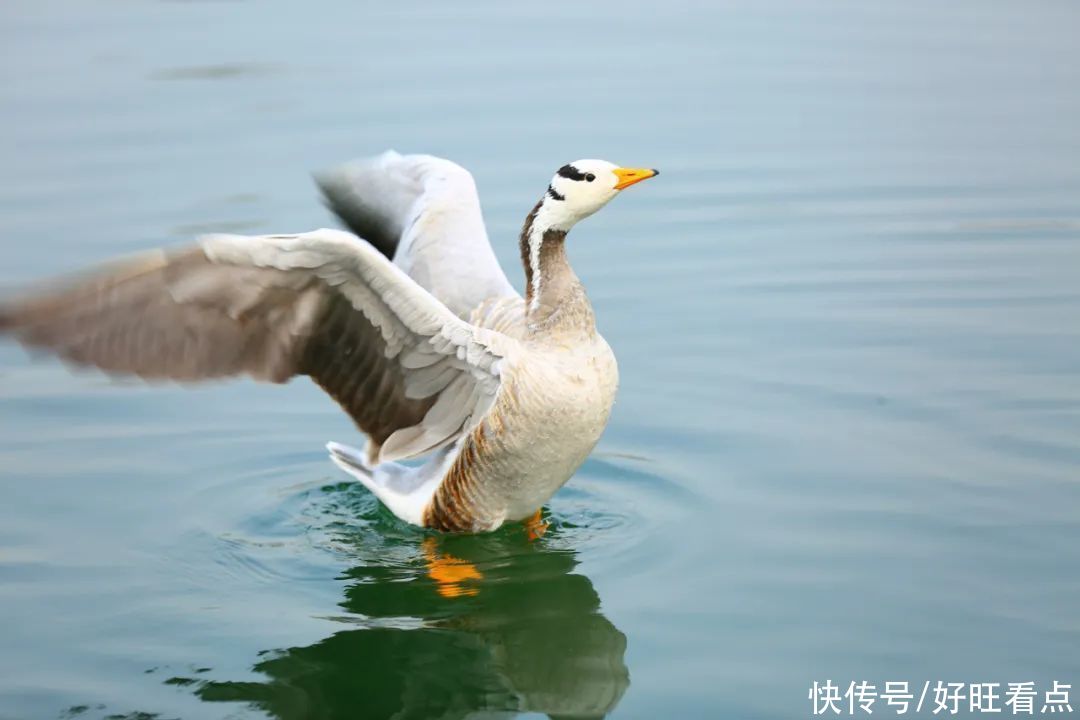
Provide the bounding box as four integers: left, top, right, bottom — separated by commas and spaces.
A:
422, 537, 482, 598
422, 511, 549, 597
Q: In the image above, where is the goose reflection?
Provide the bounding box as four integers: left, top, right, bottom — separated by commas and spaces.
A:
193, 517, 629, 719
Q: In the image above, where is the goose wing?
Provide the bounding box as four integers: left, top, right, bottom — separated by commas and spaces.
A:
315, 151, 519, 318
0, 229, 518, 463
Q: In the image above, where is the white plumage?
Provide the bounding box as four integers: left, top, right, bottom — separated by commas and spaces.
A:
0, 152, 658, 532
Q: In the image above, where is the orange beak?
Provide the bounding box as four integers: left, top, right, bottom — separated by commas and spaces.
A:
613, 167, 659, 190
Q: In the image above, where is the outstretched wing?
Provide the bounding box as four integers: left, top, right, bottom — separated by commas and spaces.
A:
315, 151, 519, 318
0, 229, 518, 463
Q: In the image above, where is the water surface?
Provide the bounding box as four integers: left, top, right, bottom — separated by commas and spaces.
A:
2, 1, 1079, 718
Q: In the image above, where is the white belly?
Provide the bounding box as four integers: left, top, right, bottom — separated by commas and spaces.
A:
487, 337, 619, 521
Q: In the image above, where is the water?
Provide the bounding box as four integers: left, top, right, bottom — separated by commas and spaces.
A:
2, 1, 1079, 718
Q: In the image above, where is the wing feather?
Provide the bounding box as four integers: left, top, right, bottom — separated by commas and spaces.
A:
315, 151, 519, 318
1, 229, 518, 463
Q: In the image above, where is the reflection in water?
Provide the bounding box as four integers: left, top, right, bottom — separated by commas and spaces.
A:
192, 509, 628, 719
422, 537, 483, 598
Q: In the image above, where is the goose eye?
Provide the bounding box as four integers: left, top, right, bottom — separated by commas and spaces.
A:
585, 173, 595, 182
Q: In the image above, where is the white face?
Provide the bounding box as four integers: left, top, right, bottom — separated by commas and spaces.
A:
541, 159, 658, 230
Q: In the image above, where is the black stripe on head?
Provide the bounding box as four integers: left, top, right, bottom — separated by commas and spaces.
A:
557, 164, 587, 181
546, 184, 565, 201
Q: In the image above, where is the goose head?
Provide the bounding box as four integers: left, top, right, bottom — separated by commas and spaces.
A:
540, 160, 658, 230
520, 159, 658, 318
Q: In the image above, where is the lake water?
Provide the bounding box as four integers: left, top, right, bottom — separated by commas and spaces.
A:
2, 1, 1079, 718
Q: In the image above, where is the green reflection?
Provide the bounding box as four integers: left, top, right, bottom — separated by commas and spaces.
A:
194, 523, 628, 719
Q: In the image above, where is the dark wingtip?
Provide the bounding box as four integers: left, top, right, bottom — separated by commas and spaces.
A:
311, 168, 399, 259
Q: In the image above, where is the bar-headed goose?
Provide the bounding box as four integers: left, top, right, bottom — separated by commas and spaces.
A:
0, 152, 658, 532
